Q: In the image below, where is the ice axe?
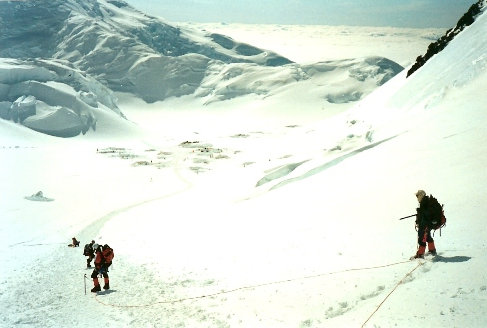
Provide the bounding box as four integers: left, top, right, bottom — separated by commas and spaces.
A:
84, 274, 87, 295
398, 214, 416, 220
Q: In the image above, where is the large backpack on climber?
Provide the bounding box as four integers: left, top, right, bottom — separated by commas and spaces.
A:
83, 243, 92, 256
102, 244, 114, 263
428, 194, 446, 231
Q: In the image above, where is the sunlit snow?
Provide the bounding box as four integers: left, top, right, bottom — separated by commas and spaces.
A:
1, 1, 487, 327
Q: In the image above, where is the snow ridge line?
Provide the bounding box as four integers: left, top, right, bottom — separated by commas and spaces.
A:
361, 260, 425, 327
92, 260, 412, 308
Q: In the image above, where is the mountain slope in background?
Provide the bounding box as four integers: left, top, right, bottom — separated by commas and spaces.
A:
0, 0, 403, 137
0, 0, 293, 104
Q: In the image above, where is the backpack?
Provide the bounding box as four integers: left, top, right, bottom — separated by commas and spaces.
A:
83, 243, 92, 256
428, 194, 446, 231
102, 245, 114, 263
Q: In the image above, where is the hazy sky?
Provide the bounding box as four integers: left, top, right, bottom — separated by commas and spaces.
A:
124, 0, 475, 28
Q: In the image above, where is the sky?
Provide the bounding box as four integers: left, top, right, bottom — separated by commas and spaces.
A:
124, 0, 475, 28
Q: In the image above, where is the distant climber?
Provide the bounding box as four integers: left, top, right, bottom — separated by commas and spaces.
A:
91, 244, 115, 292
68, 237, 80, 247
83, 240, 96, 268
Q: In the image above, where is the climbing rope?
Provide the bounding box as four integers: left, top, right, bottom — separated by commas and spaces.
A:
90, 259, 412, 308
361, 260, 425, 327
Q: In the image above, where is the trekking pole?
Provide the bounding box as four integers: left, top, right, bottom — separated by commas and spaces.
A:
398, 214, 416, 220
84, 274, 87, 295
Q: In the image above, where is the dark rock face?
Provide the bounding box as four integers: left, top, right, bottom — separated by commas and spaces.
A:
407, 0, 484, 77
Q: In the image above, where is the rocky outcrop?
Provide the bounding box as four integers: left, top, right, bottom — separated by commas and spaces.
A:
407, 0, 486, 77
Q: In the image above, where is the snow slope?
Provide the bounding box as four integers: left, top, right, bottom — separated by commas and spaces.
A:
1, 3, 487, 328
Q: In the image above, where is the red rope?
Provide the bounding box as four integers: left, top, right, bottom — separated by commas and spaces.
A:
361, 260, 425, 327
91, 260, 412, 308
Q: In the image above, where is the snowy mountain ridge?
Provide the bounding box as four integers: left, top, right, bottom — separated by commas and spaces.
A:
0, 0, 402, 137
0, 0, 293, 102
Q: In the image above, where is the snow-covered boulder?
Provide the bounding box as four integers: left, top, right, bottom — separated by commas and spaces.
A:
24, 191, 54, 202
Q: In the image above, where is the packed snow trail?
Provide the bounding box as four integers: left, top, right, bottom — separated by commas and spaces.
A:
91, 259, 413, 308
76, 183, 191, 244
0, 238, 224, 327
77, 145, 194, 240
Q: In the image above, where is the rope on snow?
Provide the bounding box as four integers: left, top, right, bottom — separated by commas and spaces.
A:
91, 259, 412, 308
361, 260, 425, 327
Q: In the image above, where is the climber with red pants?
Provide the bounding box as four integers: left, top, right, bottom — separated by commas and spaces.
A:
411, 190, 438, 259
91, 244, 114, 292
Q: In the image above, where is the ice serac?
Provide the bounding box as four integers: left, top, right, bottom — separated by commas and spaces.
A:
0, 58, 113, 137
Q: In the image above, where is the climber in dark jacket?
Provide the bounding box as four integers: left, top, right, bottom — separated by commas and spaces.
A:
411, 190, 437, 259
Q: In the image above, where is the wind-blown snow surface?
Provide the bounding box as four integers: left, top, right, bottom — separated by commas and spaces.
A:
2, 8, 487, 328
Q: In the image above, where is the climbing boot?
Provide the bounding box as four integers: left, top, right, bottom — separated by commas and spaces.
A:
103, 277, 110, 290
427, 242, 437, 256
91, 278, 101, 292
410, 245, 425, 260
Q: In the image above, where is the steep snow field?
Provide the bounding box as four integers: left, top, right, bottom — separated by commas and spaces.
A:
2, 3, 487, 328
